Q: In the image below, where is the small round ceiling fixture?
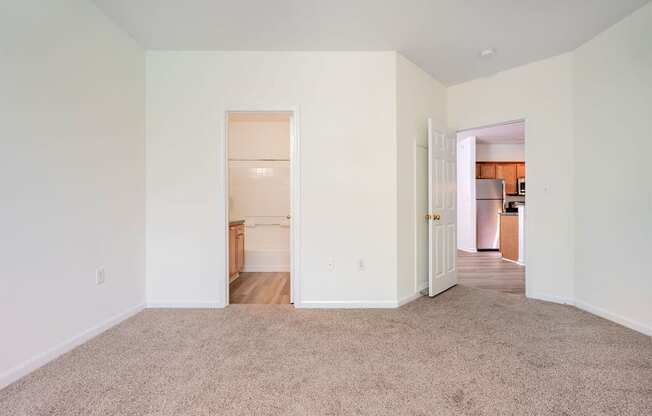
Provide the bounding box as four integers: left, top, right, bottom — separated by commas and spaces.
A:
479, 48, 495, 58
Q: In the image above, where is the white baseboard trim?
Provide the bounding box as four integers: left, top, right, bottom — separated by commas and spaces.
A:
297, 300, 399, 309
242, 265, 290, 272
574, 298, 652, 337
526, 292, 575, 305
147, 300, 225, 309
0, 303, 145, 390
458, 248, 477, 253
398, 291, 424, 307
502, 257, 524, 266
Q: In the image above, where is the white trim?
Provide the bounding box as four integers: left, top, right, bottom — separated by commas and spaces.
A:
526, 292, 575, 305
290, 110, 302, 306
398, 291, 424, 307
242, 266, 290, 272
147, 301, 225, 309
574, 299, 652, 337
412, 142, 429, 300
456, 118, 526, 134
298, 300, 399, 309
501, 257, 524, 266
0, 303, 145, 389
457, 248, 477, 253
413, 143, 419, 298
222, 107, 301, 307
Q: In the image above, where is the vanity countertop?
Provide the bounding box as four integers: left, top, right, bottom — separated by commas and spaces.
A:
229, 219, 245, 226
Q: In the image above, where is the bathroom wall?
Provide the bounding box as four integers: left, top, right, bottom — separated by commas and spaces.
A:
228, 114, 291, 272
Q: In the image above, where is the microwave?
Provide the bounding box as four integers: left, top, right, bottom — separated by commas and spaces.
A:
517, 177, 526, 195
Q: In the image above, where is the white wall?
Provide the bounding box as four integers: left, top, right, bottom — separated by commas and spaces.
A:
476, 143, 524, 162
396, 54, 448, 303
448, 53, 575, 303
457, 136, 477, 252
146, 51, 398, 307
0, 0, 145, 387
573, 3, 652, 334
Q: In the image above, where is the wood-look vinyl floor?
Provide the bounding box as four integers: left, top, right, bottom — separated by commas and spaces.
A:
457, 250, 525, 294
229, 272, 291, 304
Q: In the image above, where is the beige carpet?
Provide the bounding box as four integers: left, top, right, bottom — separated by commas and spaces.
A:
1, 286, 651, 415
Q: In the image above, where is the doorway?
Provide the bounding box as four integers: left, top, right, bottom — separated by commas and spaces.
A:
455, 120, 526, 294
225, 111, 299, 305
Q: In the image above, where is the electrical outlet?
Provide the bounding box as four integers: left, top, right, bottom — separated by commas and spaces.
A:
327, 257, 335, 271
358, 258, 366, 272
96, 268, 105, 285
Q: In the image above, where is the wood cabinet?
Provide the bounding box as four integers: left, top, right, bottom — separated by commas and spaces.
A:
476, 162, 525, 195
517, 163, 526, 179
229, 223, 245, 282
496, 163, 518, 195
235, 227, 245, 272
499, 214, 519, 262
477, 163, 496, 179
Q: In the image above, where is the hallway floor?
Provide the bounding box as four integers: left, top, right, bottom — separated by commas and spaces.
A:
457, 250, 525, 294
229, 272, 291, 304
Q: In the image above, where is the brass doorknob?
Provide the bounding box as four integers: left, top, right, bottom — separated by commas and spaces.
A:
425, 214, 432, 220
286, 215, 291, 219
433, 214, 441, 221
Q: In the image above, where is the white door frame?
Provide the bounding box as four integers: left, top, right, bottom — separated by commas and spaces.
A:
413, 142, 429, 294
222, 106, 301, 307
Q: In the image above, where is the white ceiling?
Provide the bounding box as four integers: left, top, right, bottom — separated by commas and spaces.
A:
458, 122, 525, 145
92, 0, 650, 85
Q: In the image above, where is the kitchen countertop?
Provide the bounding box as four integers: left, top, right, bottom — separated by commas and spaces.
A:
499, 212, 519, 216
229, 219, 245, 226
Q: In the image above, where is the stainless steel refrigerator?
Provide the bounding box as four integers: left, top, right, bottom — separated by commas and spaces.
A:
476, 179, 504, 250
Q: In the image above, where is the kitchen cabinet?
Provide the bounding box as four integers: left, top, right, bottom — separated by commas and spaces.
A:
229, 222, 245, 282
477, 163, 496, 179
517, 163, 526, 179
477, 162, 525, 195
499, 214, 519, 262
496, 163, 518, 195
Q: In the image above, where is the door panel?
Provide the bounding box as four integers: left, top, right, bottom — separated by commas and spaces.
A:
428, 119, 458, 297
445, 160, 455, 209
446, 224, 456, 273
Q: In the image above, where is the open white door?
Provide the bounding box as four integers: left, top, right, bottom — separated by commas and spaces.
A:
427, 119, 458, 297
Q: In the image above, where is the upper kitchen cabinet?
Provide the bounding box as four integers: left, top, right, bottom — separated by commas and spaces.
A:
517, 163, 526, 178
476, 162, 526, 195
496, 163, 517, 195
477, 163, 496, 179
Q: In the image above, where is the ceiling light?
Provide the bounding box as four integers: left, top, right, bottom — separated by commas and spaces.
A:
479, 48, 495, 58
